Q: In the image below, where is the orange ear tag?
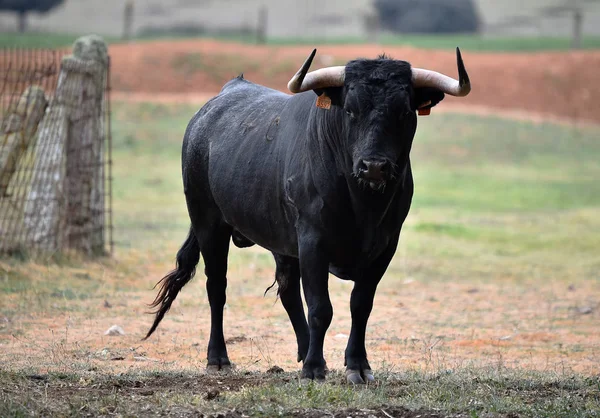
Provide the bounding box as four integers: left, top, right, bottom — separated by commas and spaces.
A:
316, 94, 331, 110
418, 100, 432, 116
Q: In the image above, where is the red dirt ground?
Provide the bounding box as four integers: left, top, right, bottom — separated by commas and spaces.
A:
2, 250, 599, 377
108, 39, 600, 124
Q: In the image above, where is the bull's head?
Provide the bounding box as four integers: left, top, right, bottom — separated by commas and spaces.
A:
288, 49, 471, 191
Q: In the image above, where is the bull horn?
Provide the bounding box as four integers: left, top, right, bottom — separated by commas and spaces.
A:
411, 47, 471, 97
288, 49, 346, 93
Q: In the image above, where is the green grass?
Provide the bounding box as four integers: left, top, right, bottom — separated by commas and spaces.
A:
0, 32, 117, 49
1, 368, 598, 417
3, 31, 600, 51
251, 34, 600, 51
110, 102, 195, 251
108, 101, 600, 282
142, 33, 600, 51
105, 101, 600, 297
106, 101, 600, 281
412, 116, 600, 212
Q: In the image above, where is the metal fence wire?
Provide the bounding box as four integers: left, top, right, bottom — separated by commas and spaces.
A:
0, 47, 113, 257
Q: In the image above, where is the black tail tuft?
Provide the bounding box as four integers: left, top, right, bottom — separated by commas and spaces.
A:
143, 227, 200, 340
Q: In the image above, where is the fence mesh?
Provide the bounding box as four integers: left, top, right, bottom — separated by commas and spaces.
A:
0, 47, 113, 256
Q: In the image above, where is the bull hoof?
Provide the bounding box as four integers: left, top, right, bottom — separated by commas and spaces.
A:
345, 368, 374, 385
206, 359, 233, 374
301, 364, 327, 381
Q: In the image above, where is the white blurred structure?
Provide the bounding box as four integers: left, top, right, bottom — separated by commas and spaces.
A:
0, 0, 599, 38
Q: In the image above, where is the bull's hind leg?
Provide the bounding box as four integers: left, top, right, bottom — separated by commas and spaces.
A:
273, 254, 310, 363
297, 234, 332, 380
201, 222, 233, 372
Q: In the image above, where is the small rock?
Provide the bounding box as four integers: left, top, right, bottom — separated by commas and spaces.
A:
138, 389, 154, 396
467, 288, 479, 294
134, 356, 160, 362
568, 284, 576, 292
334, 333, 348, 339
204, 389, 220, 400
110, 356, 125, 361
266, 365, 284, 374
578, 306, 593, 315
104, 300, 112, 308
104, 325, 125, 336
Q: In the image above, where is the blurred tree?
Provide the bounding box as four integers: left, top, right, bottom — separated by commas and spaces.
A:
0, 0, 64, 33
374, 0, 480, 34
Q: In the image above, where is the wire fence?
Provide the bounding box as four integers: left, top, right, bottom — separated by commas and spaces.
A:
0, 46, 113, 257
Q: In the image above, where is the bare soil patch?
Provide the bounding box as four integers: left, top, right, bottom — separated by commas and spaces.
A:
108, 39, 600, 124
1, 249, 598, 378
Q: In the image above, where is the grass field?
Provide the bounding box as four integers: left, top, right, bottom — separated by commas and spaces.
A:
2, 31, 600, 51
0, 33, 112, 49
266, 34, 600, 51
1, 102, 599, 417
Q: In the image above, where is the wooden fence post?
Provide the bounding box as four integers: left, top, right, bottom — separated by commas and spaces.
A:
257, 6, 268, 44
0, 86, 47, 197
0, 87, 47, 251
123, 0, 135, 41
572, 8, 583, 49
24, 35, 109, 254
23, 93, 69, 252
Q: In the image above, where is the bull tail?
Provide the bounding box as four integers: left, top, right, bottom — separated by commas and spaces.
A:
143, 227, 200, 340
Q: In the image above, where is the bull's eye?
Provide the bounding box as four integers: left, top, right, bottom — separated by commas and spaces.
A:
345, 109, 355, 118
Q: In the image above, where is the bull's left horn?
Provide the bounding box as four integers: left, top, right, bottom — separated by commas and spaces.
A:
411, 47, 471, 97
288, 49, 346, 93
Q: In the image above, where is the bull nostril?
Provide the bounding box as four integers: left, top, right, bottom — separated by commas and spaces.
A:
359, 159, 389, 181
366, 160, 385, 171
358, 160, 369, 173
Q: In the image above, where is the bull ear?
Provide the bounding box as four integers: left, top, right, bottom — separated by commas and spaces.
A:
414, 87, 445, 111
313, 87, 344, 107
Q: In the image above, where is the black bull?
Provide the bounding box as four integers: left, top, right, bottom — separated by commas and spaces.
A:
144, 48, 471, 384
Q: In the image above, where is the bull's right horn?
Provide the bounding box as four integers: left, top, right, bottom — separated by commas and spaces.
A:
411, 47, 471, 97
288, 49, 346, 94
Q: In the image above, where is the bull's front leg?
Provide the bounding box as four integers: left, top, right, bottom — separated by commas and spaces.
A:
344, 279, 379, 384
345, 235, 399, 384
298, 234, 332, 380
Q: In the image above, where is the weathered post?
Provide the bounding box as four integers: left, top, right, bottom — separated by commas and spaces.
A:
257, 6, 268, 44
0, 86, 47, 197
65, 35, 109, 254
24, 35, 109, 254
123, 0, 135, 41
23, 88, 69, 252
0, 86, 47, 252
364, 12, 380, 44
571, 7, 583, 49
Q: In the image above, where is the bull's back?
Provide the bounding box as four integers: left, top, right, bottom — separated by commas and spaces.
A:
184, 78, 300, 254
